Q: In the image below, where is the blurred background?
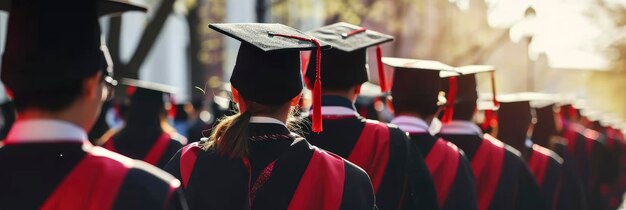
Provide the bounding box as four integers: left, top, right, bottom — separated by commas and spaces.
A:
1, 0, 626, 120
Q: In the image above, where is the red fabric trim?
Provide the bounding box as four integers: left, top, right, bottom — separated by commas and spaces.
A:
471, 134, 505, 210
528, 144, 551, 186
425, 138, 461, 207
41, 145, 132, 210
288, 149, 345, 210
144, 133, 172, 165
347, 120, 390, 192
180, 142, 201, 189
103, 139, 115, 151
563, 125, 578, 155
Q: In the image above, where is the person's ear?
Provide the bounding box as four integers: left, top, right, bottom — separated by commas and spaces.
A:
83, 72, 103, 100
290, 94, 302, 106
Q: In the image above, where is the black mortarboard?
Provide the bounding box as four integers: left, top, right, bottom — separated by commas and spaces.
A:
440, 65, 497, 122
382, 57, 456, 115
121, 78, 177, 106
209, 23, 330, 132
0, 0, 146, 96
305, 22, 394, 92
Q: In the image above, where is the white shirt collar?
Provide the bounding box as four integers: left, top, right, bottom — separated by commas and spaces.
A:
249, 116, 287, 127
440, 120, 483, 136
391, 116, 430, 134
320, 106, 359, 117
5, 119, 88, 144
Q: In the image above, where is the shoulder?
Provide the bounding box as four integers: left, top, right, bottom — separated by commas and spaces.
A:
169, 132, 188, 146
89, 147, 181, 205
531, 144, 564, 165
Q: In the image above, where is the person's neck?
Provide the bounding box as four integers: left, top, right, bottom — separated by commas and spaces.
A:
396, 112, 435, 124
498, 131, 527, 152
18, 109, 86, 131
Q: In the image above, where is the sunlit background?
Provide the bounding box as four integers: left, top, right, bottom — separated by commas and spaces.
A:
1, 0, 626, 118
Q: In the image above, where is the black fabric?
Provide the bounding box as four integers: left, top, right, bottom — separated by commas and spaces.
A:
439, 134, 547, 210
341, 160, 377, 210
552, 141, 589, 210
302, 96, 438, 210
209, 23, 330, 105
0, 101, 15, 140
305, 22, 393, 52
109, 130, 183, 169
305, 48, 369, 90
1, 0, 102, 91
526, 145, 564, 210
165, 124, 376, 210
304, 22, 392, 91
410, 133, 478, 210
566, 129, 606, 210
0, 0, 146, 15
0, 142, 186, 210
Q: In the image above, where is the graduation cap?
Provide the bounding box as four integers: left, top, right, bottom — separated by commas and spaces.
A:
305, 22, 394, 92
209, 23, 331, 132
382, 57, 456, 116
0, 0, 146, 97
122, 78, 177, 105
440, 65, 497, 123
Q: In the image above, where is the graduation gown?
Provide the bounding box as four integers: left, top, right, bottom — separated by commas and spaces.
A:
0, 120, 186, 210
165, 120, 376, 210
439, 121, 546, 210
103, 129, 186, 169
561, 123, 608, 210
392, 116, 478, 210
549, 139, 589, 210
525, 142, 564, 210
302, 96, 439, 210
598, 127, 625, 209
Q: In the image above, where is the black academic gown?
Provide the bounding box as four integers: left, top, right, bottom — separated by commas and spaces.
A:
550, 139, 589, 210
165, 122, 376, 210
525, 142, 565, 210
561, 123, 608, 210
438, 122, 546, 210
302, 96, 439, 210
104, 127, 185, 169
0, 124, 186, 210
407, 132, 478, 210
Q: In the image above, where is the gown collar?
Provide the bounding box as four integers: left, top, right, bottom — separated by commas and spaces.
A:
6, 119, 88, 144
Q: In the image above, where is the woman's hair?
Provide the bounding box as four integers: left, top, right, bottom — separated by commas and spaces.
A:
202, 100, 302, 158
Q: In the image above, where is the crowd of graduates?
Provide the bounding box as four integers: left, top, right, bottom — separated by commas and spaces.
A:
1, 0, 626, 210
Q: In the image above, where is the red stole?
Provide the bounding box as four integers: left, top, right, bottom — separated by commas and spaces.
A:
347, 120, 390, 192
178, 143, 346, 210
527, 144, 551, 186
424, 138, 461, 208
104, 132, 172, 165
41, 145, 132, 210
471, 134, 505, 210
287, 148, 346, 210
180, 142, 202, 189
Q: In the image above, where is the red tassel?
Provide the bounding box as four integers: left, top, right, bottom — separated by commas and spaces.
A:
442, 77, 458, 123
481, 110, 492, 131
268, 32, 323, 132
376, 45, 388, 93
311, 39, 323, 133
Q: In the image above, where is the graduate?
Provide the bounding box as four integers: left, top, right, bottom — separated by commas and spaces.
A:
532, 102, 589, 210
494, 93, 566, 210
100, 79, 187, 169
165, 23, 377, 210
384, 57, 478, 210
302, 22, 439, 210
0, 0, 187, 209
558, 102, 608, 210
437, 66, 546, 210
